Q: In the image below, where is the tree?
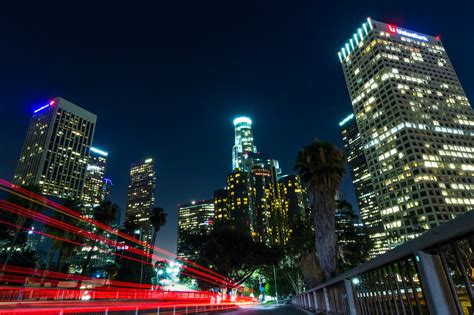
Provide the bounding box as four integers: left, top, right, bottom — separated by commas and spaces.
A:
149, 207, 167, 249
80, 201, 119, 278
184, 222, 282, 290
335, 200, 372, 271
1, 185, 43, 268
45, 198, 84, 273
280, 210, 324, 290
295, 139, 345, 280
105, 262, 120, 286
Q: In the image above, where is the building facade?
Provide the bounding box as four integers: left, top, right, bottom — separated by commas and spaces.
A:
225, 171, 255, 233
339, 114, 386, 256
213, 188, 229, 221
339, 18, 474, 249
14, 97, 97, 198
244, 153, 285, 245
278, 174, 308, 225
232, 117, 257, 170
177, 200, 215, 260
82, 147, 108, 213
125, 158, 156, 246
102, 178, 113, 202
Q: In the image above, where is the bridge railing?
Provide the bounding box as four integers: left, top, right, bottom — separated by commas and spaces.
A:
292, 210, 474, 314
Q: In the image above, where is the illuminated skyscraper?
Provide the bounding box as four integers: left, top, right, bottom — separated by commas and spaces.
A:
14, 97, 96, 198
244, 153, 285, 245
232, 117, 257, 170
339, 114, 386, 256
125, 158, 156, 245
225, 171, 254, 233
278, 174, 308, 225
82, 147, 108, 213
339, 18, 474, 249
177, 200, 215, 260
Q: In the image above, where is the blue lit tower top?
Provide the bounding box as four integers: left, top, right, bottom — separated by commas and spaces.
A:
232, 116, 257, 170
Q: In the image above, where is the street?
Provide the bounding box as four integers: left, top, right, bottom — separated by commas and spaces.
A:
216, 304, 309, 314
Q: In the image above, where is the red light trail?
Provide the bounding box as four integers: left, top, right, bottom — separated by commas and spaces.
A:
0, 180, 238, 287
0, 180, 257, 314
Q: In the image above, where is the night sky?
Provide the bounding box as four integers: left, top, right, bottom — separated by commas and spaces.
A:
1, 1, 472, 254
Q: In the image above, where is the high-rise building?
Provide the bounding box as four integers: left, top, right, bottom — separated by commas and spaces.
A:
232, 117, 257, 170
278, 174, 308, 225
14, 97, 97, 198
244, 153, 285, 245
177, 200, 215, 260
225, 171, 255, 234
339, 18, 474, 249
339, 114, 386, 256
213, 188, 229, 221
102, 178, 113, 202
250, 166, 282, 245
125, 158, 156, 246
82, 147, 108, 213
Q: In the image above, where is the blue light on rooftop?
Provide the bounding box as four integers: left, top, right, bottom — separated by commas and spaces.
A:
33, 100, 56, 114
339, 113, 355, 126
90, 147, 108, 157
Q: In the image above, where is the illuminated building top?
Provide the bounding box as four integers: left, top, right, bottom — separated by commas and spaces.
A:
232, 115, 257, 170
339, 113, 354, 126
14, 97, 97, 198
90, 147, 108, 157
338, 18, 439, 63
233, 116, 252, 126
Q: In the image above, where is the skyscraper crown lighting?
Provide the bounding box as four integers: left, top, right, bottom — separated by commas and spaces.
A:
232, 116, 257, 170
233, 116, 252, 126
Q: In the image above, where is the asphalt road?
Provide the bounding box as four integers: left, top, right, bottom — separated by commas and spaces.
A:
216, 304, 309, 314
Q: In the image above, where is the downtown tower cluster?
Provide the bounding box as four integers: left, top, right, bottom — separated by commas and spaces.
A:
177, 117, 308, 259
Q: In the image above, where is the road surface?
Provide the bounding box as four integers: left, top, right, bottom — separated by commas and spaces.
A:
216, 304, 309, 314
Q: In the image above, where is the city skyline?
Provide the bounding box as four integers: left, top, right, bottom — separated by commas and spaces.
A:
1, 2, 473, 255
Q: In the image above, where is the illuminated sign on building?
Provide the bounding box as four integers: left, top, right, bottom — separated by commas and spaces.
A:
33, 100, 56, 113
387, 24, 429, 42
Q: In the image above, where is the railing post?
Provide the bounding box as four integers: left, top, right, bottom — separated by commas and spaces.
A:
313, 291, 318, 311
308, 292, 314, 311
415, 250, 458, 314
323, 287, 330, 312
344, 279, 357, 315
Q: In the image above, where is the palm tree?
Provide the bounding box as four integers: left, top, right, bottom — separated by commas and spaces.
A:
295, 139, 345, 280
79, 201, 119, 279
1, 185, 43, 272
149, 207, 167, 251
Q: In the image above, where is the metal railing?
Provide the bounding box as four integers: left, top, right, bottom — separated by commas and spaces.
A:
292, 211, 474, 314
